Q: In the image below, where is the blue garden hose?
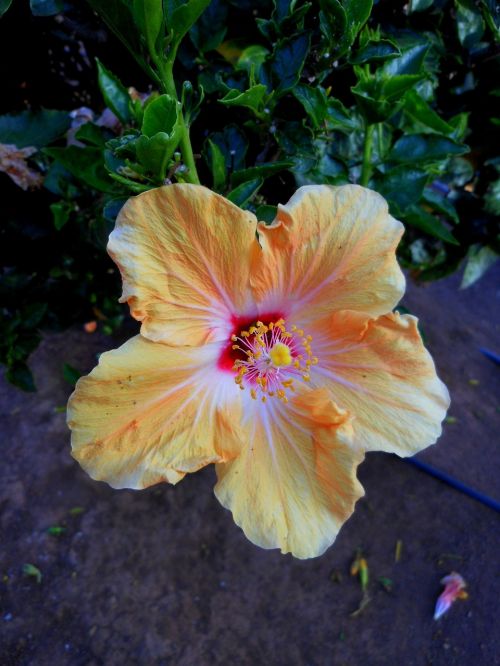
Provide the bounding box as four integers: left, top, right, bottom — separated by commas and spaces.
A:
405, 457, 500, 513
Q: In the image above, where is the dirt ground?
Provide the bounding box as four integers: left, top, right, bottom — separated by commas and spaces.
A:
1, 266, 499, 666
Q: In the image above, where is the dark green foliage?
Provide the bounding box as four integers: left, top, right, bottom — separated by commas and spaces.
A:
1, 0, 499, 389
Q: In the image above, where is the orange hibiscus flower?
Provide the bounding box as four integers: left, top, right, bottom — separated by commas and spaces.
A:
67, 184, 449, 558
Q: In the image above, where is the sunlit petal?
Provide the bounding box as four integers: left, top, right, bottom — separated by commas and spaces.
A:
108, 184, 259, 346
310, 310, 450, 456
252, 185, 405, 322
215, 388, 365, 559
67, 335, 241, 489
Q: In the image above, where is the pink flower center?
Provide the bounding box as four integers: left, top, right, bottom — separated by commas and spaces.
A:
231, 319, 317, 403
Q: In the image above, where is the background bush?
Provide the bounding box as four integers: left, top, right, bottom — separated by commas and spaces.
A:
1, 0, 499, 390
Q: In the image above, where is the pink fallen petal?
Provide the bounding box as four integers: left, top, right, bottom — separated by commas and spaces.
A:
434, 572, 467, 620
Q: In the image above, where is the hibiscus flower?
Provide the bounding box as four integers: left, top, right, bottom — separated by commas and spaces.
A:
67, 184, 449, 558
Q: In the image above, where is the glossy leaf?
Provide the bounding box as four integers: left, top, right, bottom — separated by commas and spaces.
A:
132, 0, 164, 56
349, 39, 401, 64
190, 0, 228, 52
271, 32, 311, 96
171, 0, 212, 47
409, 0, 434, 11
404, 91, 454, 135
377, 167, 429, 212
97, 60, 131, 125
0, 109, 70, 148
44, 147, 115, 193
456, 0, 485, 49
422, 188, 459, 224
0, 0, 13, 17
227, 178, 263, 207
219, 85, 268, 115
141, 94, 180, 136
390, 133, 469, 163
461, 245, 498, 288
404, 205, 459, 244
382, 42, 429, 76
29, 0, 63, 16
293, 85, 328, 128
231, 160, 295, 187
50, 201, 72, 230
209, 126, 248, 171
206, 138, 227, 190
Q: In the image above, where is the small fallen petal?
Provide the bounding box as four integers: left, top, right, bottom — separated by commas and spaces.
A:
0, 143, 43, 190
434, 572, 467, 620
395, 539, 403, 563
84, 320, 97, 333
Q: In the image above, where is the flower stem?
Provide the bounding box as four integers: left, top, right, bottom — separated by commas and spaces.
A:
160, 58, 200, 185
360, 123, 374, 187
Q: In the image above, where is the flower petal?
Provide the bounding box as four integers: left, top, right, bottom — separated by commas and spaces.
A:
67, 336, 242, 489
311, 311, 450, 456
214, 389, 365, 559
108, 185, 259, 346
252, 185, 405, 322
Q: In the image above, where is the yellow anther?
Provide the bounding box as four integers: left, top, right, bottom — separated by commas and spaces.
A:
277, 390, 286, 399
232, 345, 240, 350
312, 357, 318, 364
269, 342, 293, 368
297, 329, 304, 337
282, 379, 294, 387
231, 335, 237, 342
294, 360, 300, 368
306, 335, 313, 341
249, 326, 257, 334
241, 330, 249, 338
250, 389, 257, 400
303, 374, 310, 382
239, 385, 244, 390
268, 391, 275, 397
261, 396, 267, 403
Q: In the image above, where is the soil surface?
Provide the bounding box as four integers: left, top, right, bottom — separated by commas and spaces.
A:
1, 267, 499, 666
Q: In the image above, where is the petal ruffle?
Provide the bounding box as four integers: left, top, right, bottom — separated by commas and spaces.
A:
67, 336, 242, 489
108, 185, 259, 346
252, 185, 405, 322
311, 311, 450, 456
214, 389, 365, 559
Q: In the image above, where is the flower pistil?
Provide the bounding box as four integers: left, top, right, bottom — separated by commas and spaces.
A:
231, 319, 318, 402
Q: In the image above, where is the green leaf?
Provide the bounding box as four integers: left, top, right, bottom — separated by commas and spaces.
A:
171, 0, 211, 47
390, 133, 469, 163
326, 98, 357, 131
86, 0, 144, 73
235, 45, 269, 74
404, 91, 454, 135
404, 205, 459, 244
206, 138, 226, 191
255, 204, 277, 224
0, 109, 70, 148
23, 563, 42, 583
293, 85, 328, 129
227, 178, 263, 207
349, 39, 401, 65
209, 126, 248, 171
30, 0, 63, 16
136, 132, 180, 178
343, 0, 373, 34
141, 94, 180, 136
47, 525, 66, 536
382, 74, 424, 100
0, 0, 13, 17
461, 245, 498, 288
103, 198, 127, 223
232, 161, 295, 187
484, 176, 500, 215
44, 146, 115, 193
382, 42, 429, 76
456, 0, 485, 49
377, 167, 429, 212
22, 303, 47, 329
271, 32, 311, 96
50, 201, 72, 230
132, 0, 164, 57
219, 85, 268, 116
6, 363, 36, 392
189, 0, 228, 52
409, 0, 434, 11
96, 59, 131, 124
75, 122, 109, 147
63, 363, 82, 387
319, 0, 348, 54
422, 188, 459, 224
